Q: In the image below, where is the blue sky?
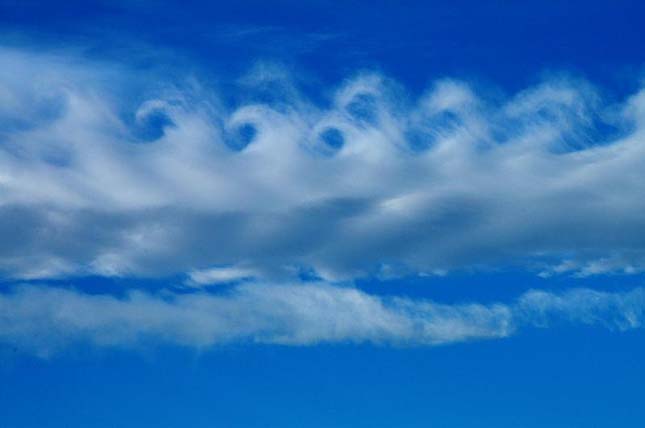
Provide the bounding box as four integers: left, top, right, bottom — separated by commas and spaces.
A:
2, 1, 645, 427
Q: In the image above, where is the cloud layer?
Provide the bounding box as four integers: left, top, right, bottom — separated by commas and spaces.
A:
1, 47, 645, 282
2, 47, 645, 356
1, 282, 643, 357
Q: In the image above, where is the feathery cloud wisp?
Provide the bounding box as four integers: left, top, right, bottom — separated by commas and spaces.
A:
1, 282, 642, 357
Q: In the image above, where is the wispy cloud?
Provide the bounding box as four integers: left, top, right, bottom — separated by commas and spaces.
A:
188, 265, 257, 286
1, 47, 645, 281
1, 282, 642, 357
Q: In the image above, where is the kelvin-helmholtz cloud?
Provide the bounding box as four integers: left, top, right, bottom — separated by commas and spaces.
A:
2, 47, 645, 354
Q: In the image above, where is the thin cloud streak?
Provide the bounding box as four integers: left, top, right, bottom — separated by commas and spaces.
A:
0, 283, 643, 357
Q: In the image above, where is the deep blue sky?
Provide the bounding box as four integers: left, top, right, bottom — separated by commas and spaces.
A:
2, 0, 644, 92
3, 329, 645, 428
2, 1, 645, 427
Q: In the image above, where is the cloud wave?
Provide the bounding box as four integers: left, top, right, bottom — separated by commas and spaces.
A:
1, 47, 645, 281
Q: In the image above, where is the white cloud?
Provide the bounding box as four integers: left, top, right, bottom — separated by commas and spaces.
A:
188, 265, 257, 286
1, 47, 645, 281
0, 282, 642, 357
539, 254, 645, 278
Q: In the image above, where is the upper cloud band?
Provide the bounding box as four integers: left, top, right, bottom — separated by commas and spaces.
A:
1, 47, 645, 281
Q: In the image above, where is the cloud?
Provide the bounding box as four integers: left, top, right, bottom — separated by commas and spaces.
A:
538, 254, 645, 278
0, 282, 642, 357
1, 47, 645, 281
187, 265, 258, 286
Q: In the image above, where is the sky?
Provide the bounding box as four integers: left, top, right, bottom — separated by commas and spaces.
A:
1, 1, 645, 427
